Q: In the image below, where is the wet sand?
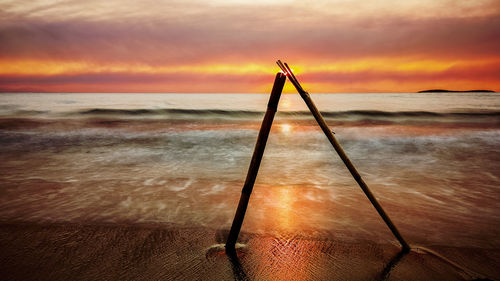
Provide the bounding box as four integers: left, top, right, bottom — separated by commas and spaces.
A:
0, 222, 498, 280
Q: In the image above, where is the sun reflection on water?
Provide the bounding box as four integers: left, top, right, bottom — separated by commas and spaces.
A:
280, 123, 292, 134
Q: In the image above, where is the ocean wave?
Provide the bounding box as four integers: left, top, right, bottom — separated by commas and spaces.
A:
80, 108, 263, 117
79, 108, 500, 119
1, 109, 498, 131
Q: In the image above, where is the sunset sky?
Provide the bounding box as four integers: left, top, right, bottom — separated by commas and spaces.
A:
1, 0, 499, 93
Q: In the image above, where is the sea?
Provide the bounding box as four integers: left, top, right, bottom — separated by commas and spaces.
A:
0, 92, 499, 249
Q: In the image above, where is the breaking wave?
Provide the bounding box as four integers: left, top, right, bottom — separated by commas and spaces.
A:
79, 108, 500, 120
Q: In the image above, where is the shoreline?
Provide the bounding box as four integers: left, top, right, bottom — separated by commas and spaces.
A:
1, 222, 498, 280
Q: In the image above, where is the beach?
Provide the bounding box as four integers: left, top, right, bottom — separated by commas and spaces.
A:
0, 92, 499, 280
1, 222, 499, 280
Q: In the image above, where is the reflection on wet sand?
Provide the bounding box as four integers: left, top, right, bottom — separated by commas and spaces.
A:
226, 182, 488, 280
235, 185, 398, 280
228, 247, 412, 281
223, 235, 488, 280
275, 187, 293, 232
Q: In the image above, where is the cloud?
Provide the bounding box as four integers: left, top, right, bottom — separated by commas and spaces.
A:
0, 72, 268, 84
0, 5, 499, 65
302, 62, 500, 83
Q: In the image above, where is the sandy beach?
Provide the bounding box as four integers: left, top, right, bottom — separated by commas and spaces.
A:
0, 222, 498, 280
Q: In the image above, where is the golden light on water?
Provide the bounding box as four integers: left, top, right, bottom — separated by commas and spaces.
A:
280, 99, 292, 109
255, 186, 297, 233
280, 124, 292, 134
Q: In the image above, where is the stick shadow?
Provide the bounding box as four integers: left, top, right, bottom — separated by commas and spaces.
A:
227, 251, 249, 281
377, 248, 409, 281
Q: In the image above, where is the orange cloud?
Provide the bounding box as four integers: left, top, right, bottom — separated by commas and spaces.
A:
1, 58, 499, 93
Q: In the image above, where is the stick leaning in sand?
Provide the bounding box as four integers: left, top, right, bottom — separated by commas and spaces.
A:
276, 60, 410, 251
225, 72, 286, 254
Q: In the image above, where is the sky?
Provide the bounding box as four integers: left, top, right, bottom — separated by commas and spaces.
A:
1, 0, 499, 93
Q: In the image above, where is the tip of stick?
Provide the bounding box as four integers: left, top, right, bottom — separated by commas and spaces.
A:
276, 60, 288, 75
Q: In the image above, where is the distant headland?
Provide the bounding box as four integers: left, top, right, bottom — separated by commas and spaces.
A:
418, 89, 495, 93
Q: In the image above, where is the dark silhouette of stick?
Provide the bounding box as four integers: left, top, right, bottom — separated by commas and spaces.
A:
277, 60, 410, 252
225, 72, 287, 254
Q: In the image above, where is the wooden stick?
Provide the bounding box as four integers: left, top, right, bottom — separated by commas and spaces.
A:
225, 72, 287, 254
276, 60, 411, 251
